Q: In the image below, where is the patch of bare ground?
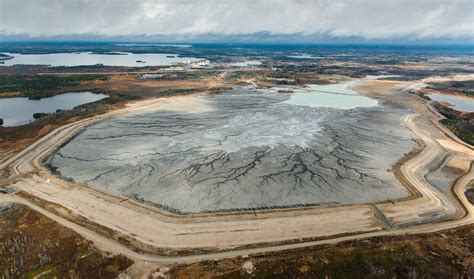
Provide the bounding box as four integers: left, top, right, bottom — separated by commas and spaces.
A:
0, 203, 132, 278
80, 74, 224, 97
168, 225, 474, 279
354, 80, 409, 103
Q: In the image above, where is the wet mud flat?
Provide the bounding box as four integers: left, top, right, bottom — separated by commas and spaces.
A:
46, 88, 416, 213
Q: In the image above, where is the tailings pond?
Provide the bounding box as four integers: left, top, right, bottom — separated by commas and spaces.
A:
46, 81, 416, 213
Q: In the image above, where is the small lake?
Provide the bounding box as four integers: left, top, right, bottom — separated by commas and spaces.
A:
0, 92, 107, 126
229, 60, 262, 67
0, 52, 202, 67
287, 54, 322, 59
429, 93, 474, 112
284, 81, 378, 109
366, 75, 403, 80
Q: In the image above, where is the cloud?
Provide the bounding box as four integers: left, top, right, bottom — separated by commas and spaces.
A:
0, 0, 472, 40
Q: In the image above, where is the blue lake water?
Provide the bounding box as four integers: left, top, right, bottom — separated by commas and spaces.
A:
429, 93, 474, 112
0, 92, 107, 126
0, 52, 201, 67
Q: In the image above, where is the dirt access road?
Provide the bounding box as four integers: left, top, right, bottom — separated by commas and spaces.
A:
0, 78, 473, 264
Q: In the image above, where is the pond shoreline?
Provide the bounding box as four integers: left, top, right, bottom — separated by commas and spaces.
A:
0, 91, 107, 127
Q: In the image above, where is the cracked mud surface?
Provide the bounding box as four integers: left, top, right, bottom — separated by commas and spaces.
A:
46, 88, 416, 213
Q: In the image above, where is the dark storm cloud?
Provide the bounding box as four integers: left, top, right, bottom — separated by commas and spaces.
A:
0, 0, 472, 39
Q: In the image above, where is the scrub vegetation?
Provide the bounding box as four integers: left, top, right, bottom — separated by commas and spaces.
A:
428, 80, 474, 97
434, 103, 474, 145
0, 204, 132, 278
169, 225, 474, 279
0, 74, 106, 99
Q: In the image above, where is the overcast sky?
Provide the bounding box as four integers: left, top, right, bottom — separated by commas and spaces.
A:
0, 0, 473, 42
